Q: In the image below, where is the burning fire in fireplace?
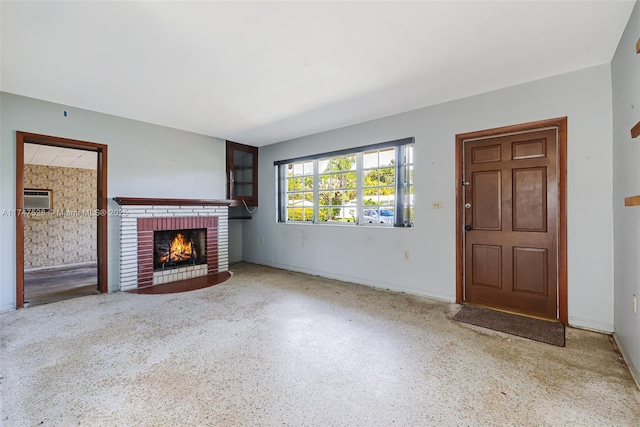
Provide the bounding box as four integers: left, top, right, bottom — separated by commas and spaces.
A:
154, 228, 206, 270
156, 233, 197, 264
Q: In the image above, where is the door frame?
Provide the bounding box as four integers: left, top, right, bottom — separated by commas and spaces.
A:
15, 131, 108, 309
455, 117, 568, 324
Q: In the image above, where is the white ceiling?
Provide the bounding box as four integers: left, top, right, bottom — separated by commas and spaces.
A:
1, 1, 635, 147
24, 143, 97, 170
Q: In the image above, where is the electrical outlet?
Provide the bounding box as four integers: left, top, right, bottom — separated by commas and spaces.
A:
260, 237, 264, 244
403, 251, 410, 261
633, 294, 637, 314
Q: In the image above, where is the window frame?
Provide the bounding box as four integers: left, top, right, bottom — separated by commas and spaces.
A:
276, 137, 414, 227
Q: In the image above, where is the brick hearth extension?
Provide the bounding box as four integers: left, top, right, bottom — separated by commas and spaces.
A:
114, 198, 230, 291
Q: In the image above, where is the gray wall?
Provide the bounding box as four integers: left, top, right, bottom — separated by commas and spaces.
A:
244, 64, 615, 333
612, 0, 640, 385
0, 92, 229, 310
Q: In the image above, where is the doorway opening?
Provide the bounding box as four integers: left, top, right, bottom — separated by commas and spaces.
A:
455, 118, 567, 323
16, 132, 108, 309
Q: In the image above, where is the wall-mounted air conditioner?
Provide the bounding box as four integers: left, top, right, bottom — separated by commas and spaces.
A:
24, 189, 53, 210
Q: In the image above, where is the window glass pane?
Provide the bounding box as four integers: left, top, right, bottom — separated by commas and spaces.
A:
344, 189, 357, 202
344, 155, 356, 170
317, 174, 328, 190
329, 173, 341, 188
303, 161, 314, 175
380, 166, 395, 186
380, 191, 395, 206
344, 205, 357, 222
345, 172, 357, 188
364, 170, 378, 187
304, 194, 314, 208
288, 193, 300, 203
363, 188, 379, 205
379, 148, 395, 166
329, 157, 342, 172
305, 192, 313, 203
318, 191, 331, 206
331, 190, 344, 205
363, 151, 378, 169
302, 176, 312, 191
318, 208, 331, 222
288, 177, 302, 190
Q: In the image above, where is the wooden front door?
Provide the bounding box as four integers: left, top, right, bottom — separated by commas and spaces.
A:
463, 128, 558, 319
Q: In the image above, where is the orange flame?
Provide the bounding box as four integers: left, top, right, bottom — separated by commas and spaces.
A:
157, 233, 197, 264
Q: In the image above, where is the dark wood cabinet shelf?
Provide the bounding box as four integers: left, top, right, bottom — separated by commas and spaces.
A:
226, 141, 258, 206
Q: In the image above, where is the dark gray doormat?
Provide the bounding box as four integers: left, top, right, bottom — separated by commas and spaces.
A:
453, 305, 565, 347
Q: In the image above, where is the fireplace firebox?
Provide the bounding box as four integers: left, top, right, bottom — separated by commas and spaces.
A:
153, 228, 206, 270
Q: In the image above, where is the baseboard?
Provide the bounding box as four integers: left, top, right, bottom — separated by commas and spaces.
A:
568, 316, 614, 333
0, 302, 15, 312
242, 258, 455, 303
613, 334, 640, 390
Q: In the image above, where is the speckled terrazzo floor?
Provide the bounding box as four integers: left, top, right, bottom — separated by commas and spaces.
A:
1, 263, 638, 426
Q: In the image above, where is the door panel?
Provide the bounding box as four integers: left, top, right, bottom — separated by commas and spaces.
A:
513, 247, 548, 295
464, 129, 558, 319
472, 171, 501, 230
472, 245, 502, 288
513, 167, 547, 232
512, 138, 546, 160
472, 144, 502, 163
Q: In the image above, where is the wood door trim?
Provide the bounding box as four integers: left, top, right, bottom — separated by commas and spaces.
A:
15, 131, 108, 309
455, 117, 568, 324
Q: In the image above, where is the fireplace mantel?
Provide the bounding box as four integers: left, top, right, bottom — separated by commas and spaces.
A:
113, 197, 231, 206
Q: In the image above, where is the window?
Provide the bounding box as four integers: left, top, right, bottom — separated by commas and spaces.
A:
276, 138, 414, 227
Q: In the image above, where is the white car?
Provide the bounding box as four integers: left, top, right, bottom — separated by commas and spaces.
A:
362, 208, 394, 224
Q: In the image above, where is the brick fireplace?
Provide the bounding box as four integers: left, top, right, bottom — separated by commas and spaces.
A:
115, 198, 229, 291
138, 216, 217, 287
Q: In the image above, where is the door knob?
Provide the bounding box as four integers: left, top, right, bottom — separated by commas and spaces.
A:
465, 225, 472, 231
464, 203, 471, 209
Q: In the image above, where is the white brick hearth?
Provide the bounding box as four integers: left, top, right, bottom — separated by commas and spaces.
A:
153, 264, 208, 285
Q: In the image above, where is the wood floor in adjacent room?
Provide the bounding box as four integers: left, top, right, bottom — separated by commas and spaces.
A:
1, 263, 638, 426
24, 264, 99, 307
